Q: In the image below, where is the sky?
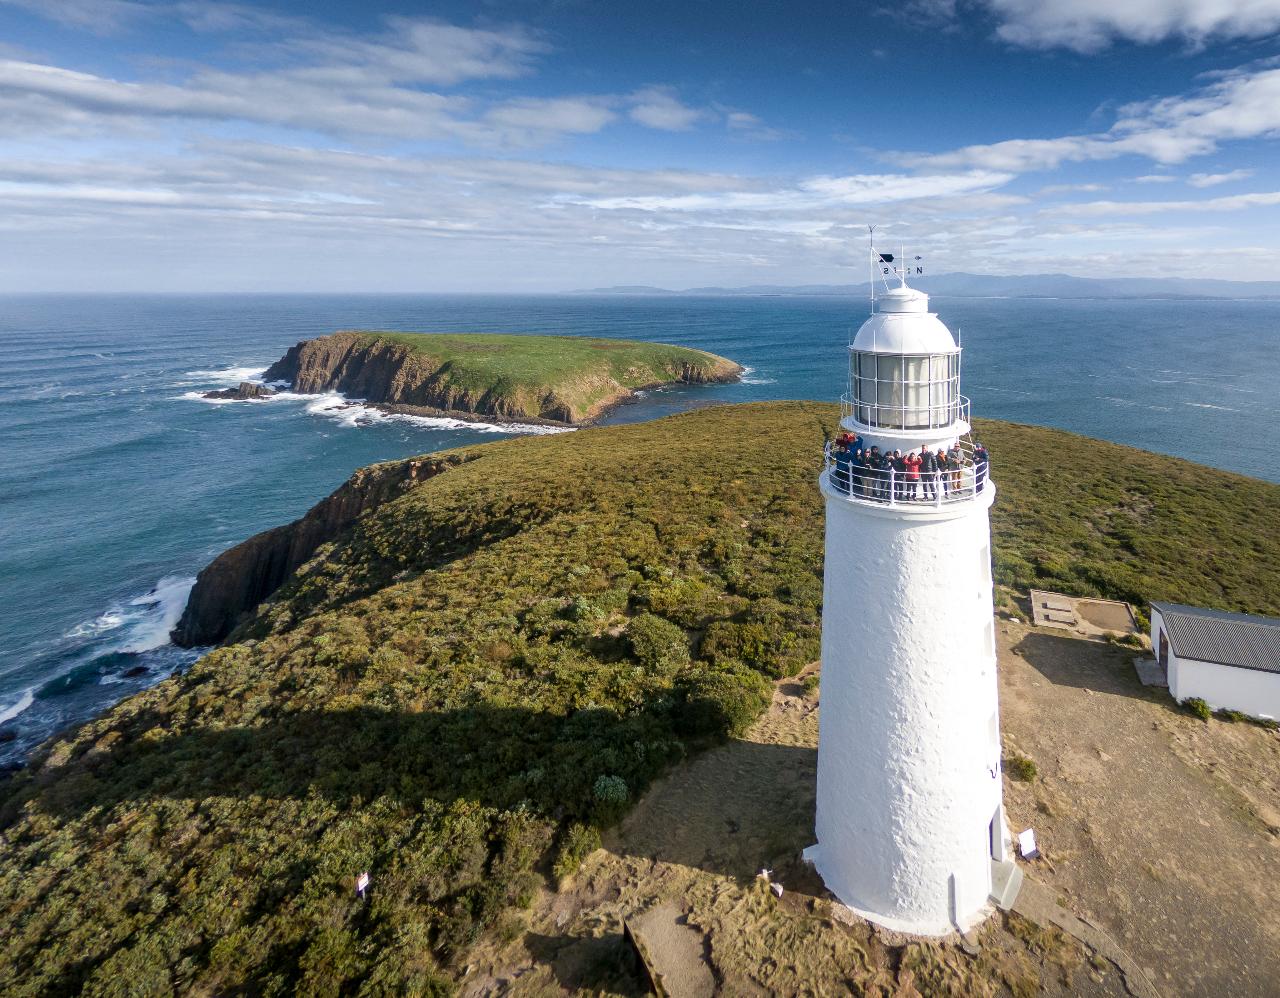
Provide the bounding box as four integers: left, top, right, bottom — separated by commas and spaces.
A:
2, 0, 1280, 291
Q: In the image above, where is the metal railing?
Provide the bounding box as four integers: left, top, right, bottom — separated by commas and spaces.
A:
822, 440, 991, 509
840, 392, 971, 432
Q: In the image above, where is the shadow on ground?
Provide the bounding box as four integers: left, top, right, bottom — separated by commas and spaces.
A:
1013, 630, 1167, 705
607, 736, 819, 886
0, 703, 706, 828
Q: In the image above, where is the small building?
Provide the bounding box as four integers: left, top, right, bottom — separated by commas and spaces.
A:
1150, 602, 1280, 721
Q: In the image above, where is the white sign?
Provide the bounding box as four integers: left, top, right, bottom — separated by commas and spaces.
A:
356, 872, 371, 896
1017, 829, 1039, 859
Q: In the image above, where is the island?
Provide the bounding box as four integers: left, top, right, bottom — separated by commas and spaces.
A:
261, 331, 744, 425
3, 403, 1279, 995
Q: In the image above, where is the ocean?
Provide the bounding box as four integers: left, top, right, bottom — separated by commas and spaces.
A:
2, 292, 1278, 765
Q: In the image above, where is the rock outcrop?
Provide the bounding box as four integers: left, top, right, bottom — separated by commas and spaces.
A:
203, 381, 277, 400
170, 453, 469, 647
263, 331, 742, 425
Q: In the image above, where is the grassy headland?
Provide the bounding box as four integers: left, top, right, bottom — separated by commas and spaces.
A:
262, 331, 743, 425
2, 402, 1278, 994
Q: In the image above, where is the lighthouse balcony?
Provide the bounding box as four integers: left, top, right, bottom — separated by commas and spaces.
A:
822, 439, 992, 511
839, 392, 971, 435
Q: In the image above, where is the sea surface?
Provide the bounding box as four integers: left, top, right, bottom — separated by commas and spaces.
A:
2, 293, 1278, 765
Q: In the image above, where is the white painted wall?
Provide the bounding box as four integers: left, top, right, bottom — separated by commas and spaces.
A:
812, 473, 1002, 936
1171, 657, 1280, 720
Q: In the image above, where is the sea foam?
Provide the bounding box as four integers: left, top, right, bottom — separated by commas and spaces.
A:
0, 688, 35, 725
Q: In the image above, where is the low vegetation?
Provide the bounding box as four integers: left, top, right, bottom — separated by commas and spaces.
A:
1004, 753, 1039, 782
2, 401, 1278, 993
1181, 696, 1213, 721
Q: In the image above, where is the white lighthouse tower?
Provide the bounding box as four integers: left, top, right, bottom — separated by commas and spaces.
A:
806, 254, 1008, 936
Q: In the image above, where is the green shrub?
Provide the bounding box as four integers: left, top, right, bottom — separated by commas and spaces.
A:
1004, 753, 1038, 782
1215, 708, 1246, 723
591, 775, 630, 824
674, 666, 772, 738
802, 674, 820, 694
552, 822, 601, 884
1182, 697, 1212, 721
626, 612, 691, 676
636, 575, 721, 628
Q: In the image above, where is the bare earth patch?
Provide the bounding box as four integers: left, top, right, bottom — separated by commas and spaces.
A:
999, 620, 1280, 997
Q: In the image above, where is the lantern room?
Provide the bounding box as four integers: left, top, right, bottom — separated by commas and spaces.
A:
846, 285, 966, 434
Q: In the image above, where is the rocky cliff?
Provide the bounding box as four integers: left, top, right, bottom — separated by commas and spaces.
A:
263, 331, 742, 425
170, 452, 470, 646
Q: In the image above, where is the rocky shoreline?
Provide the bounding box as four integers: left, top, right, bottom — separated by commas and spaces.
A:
170, 452, 473, 647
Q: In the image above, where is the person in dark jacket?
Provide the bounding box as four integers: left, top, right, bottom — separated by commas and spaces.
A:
852, 448, 868, 497
868, 447, 885, 501
833, 440, 852, 494
936, 448, 950, 496
920, 446, 938, 500
974, 442, 990, 493
891, 450, 906, 502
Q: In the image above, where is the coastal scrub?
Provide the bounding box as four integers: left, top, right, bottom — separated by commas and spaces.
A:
2, 401, 1279, 993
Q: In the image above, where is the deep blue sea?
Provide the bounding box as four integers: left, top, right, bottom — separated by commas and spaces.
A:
2, 293, 1278, 765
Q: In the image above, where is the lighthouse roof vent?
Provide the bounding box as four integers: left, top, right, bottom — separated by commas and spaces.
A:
852, 286, 957, 355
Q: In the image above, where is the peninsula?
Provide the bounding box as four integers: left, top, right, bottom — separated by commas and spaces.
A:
4, 404, 1279, 995
262, 331, 743, 426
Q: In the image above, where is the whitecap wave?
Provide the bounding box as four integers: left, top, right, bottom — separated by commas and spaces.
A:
119, 576, 195, 653
65, 576, 195, 655
738, 365, 778, 386
65, 610, 127, 640
1183, 402, 1238, 412
181, 365, 268, 386
0, 688, 35, 724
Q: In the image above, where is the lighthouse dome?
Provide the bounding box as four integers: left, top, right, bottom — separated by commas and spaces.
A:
851, 287, 957, 354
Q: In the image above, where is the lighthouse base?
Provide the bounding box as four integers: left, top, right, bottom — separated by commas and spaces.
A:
801, 843, 995, 938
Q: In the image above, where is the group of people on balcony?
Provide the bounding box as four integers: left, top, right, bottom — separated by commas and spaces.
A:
827, 432, 990, 502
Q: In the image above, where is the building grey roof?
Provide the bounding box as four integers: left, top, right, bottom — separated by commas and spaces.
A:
1151, 602, 1280, 675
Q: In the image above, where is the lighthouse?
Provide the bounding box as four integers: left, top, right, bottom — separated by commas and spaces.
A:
806, 257, 1008, 936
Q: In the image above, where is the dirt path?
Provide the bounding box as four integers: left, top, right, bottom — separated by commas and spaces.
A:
462, 668, 1119, 996
997, 620, 1280, 997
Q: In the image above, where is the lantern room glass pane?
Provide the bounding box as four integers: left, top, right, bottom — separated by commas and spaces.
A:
850, 349, 960, 429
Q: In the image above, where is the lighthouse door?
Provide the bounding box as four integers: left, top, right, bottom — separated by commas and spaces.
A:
1158, 631, 1169, 680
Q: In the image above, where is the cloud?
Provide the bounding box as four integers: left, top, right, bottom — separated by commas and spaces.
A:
1047, 190, 1280, 215
1187, 168, 1254, 186
486, 97, 615, 141
568, 169, 1013, 212
627, 87, 705, 131
1039, 182, 1108, 193
725, 110, 786, 141
902, 63, 1280, 172
980, 0, 1280, 53
1134, 173, 1178, 182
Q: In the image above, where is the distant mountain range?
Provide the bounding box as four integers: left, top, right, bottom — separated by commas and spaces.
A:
571, 273, 1280, 300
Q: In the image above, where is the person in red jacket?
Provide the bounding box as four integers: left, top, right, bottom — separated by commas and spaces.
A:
904, 449, 922, 500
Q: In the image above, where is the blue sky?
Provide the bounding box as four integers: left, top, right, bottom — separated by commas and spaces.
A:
2, 0, 1280, 290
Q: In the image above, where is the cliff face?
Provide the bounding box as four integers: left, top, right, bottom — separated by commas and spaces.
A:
263, 332, 742, 424
170, 453, 469, 647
